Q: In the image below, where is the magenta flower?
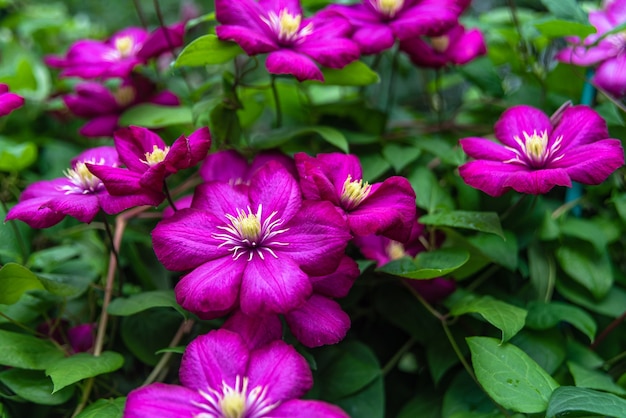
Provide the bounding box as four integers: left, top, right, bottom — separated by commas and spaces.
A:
124, 329, 349, 418
152, 162, 351, 319
87, 126, 211, 199
63, 75, 180, 138
45, 24, 185, 79
328, 0, 464, 55
399, 23, 486, 68
556, 0, 626, 97
5, 147, 151, 228
37, 321, 95, 354
215, 0, 360, 81
200, 149, 297, 183
458, 105, 625, 196
0, 84, 24, 116
295, 152, 416, 241
225, 255, 360, 347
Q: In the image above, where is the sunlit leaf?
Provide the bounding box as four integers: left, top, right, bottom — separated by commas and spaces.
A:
0, 263, 45, 305
174, 34, 243, 67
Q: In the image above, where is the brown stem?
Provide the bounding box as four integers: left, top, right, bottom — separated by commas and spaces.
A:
142, 319, 195, 386
591, 309, 626, 350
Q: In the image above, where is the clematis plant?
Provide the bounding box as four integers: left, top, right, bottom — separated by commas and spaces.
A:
458, 104, 625, 196
124, 329, 349, 418
152, 162, 351, 318
556, 0, 626, 97
0, 83, 24, 116
5, 147, 150, 228
215, 0, 360, 81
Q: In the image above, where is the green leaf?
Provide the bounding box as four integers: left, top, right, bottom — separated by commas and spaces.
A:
557, 277, 626, 317
540, 0, 587, 23
397, 392, 442, 418
121, 309, 182, 366
419, 211, 504, 238
174, 34, 243, 67
556, 244, 613, 299
467, 337, 559, 413
466, 231, 518, 271
46, 351, 124, 393
546, 386, 626, 417
0, 329, 64, 370
318, 61, 380, 86
511, 330, 565, 375
0, 263, 45, 305
534, 18, 595, 38
0, 369, 74, 405
377, 248, 469, 279
119, 104, 192, 128
567, 362, 626, 395
409, 166, 454, 213
528, 242, 556, 301
450, 296, 527, 343
250, 126, 349, 152
525, 301, 596, 342
382, 143, 421, 173
0, 138, 37, 172
75, 397, 126, 418
559, 218, 614, 252
108, 290, 186, 318
334, 377, 384, 418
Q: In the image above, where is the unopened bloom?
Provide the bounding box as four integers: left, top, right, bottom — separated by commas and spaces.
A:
152, 162, 351, 319
62, 75, 180, 138
556, 0, 626, 97
458, 104, 624, 196
124, 329, 349, 418
0, 84, 24, 116
215, 0, 360, 81
45, 24, 185, 79
295, 152, 416, 241
87, 126, 211, 199
328, 0, 464, 55
5, 147, 149, 228
400, 23, 486, 68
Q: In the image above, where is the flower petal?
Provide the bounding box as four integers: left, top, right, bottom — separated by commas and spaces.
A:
249, 161, 301, 223
200, 150, 249, 182
272, 399, 350, 418
222, 310, 283, 350
550, 105, 609, 149
191, 181, 250, 218
555, 139, 624, 185
175, 256, 246, 319
310, 255, 360, 298
114, 126, 165, 173
240, 255, 311, 315
594, 55, 626, 97
285, 294, 350, 347
494, 105, 552, 149
392, 0, 460, 39
124, 383, 206, 418
265, 50, 323, 82
79, 115, 120, 138
165, 127, 211, 172
179, 329, 250, 391
460, 137, 517, 161
503, 167, 572, 195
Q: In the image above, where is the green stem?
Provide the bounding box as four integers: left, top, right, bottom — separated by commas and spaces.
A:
142, 319, 194, 386
270, 75, 282, 128
71, 377, 94, 418
384, 47, 400, 128
381, 336, 417, 376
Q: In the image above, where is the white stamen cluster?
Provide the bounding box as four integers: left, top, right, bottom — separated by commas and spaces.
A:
58, 159, 106, 195
340, 175, 372, 210
503, 130, 564, 168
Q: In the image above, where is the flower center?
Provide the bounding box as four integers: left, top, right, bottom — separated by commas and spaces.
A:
192, 376, 279, 418
386, 241, 407, 261
113, 85, 136, 107
606, 32, 626, 55
503, 130, 564, 168
430, 35, 450, 53
372, 0, 404, 18
114, 36, 134, 58
58, 159, 105, 195
261, 9, 313, 44
141, 145, 170, 166
340, 175, 372, 211
212, 204, 289, 261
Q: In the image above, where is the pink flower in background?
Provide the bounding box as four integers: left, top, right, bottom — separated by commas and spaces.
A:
45, 24, 185, 79
5, 147, 150, 228
354, 221, 456, 303
215, 0, 360, 81
556, 0, 626, 97
87, 126, 211, 200
63, 75, 180, 138
0, 84, 24, 116
400, 23, 486, 68
295, 152, 416, 241
37, 321, 95, 354
124, 329, 349, 418
458, 105, 624, 196
152, 162, 351, 319
328, 0, 464, 55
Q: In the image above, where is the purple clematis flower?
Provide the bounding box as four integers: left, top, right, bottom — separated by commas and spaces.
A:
200, 149, 297, 183
354, 220, 456, 303
0, 84, 24, 116
458, 104, 625, 196
152, 162, 351, 319
215, 0, 360, 81
556, 0, 626, 97
328, 0, 464, 55
45, 23, 185, 79
295, 152, 416, 241
400, 23, 486, 68
37, 320, 95, 354
5, 147, 150, 228
124, 329, 349, 418
87, 126, 211, 200
62, 75, 180, 138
